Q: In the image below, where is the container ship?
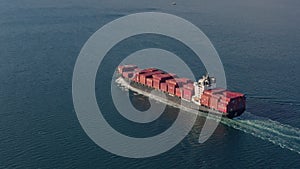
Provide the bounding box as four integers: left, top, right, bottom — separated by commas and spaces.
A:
116, 64, 246, 118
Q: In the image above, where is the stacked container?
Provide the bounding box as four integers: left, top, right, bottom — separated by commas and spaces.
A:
146, 78, 153, 87
175, 88, 181, 97
182, 83, 194, 100
200, 88, 246, 114
160, 83, 167, 92
152, 73, 174, 90
166, 78, 190, 96
139, 71, 162, 85
200, 94, 210, 107
203, 88, 226, 96
135, 68, 158, 82
167, 83, 176, 95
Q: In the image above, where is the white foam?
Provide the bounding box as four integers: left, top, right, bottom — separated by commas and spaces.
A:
222, 112, 300, 154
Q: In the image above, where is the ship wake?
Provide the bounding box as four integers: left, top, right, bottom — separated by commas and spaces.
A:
222, 112, 300, 155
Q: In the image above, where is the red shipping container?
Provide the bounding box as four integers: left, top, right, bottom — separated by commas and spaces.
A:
204, 88, 226, 96
160, 83, 167, 92
166, 78, 186, 87
152, 74, 162, 79
135, 73, 140, 82
220, 96, 231, 102
135, 71, 146, 80
174, 78, 187, 87
139, 72, 154, 79
218, 103, 229, 113
153, 78, 160, 83
183, 83, 194, 91
153, 80, 160, 89
200, 94, 210, 107
139, 75, 146, 84
175, 88, 181, 97
203, 90, 212, 96
135, 68, 156, 81
153, 79, 160, 88
217, 105, 227, 113
141, 71, 163, 78
209, 96, 219, 110
218, 101, 227, 110
152, 73, 167, 80
183, 88, 193, 100
212, 93, 222, 99
166, 79, 177, 86
153, 84, 159, 89
146, 78, 153, 87
218, 103, 227, 109
153, 74, 174, 83
139, 71, 162, 84
219, 98, 230, 104
168, 83, 176, 95
222, 91, 244, 98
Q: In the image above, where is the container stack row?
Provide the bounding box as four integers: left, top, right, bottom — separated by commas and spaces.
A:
118, 65, 195, 101
200, 88, 246, 113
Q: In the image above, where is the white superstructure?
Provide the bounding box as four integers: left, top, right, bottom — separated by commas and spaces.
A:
192, 74, 216, 105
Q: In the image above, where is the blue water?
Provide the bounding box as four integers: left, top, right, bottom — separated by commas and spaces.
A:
1, 0, 299, 168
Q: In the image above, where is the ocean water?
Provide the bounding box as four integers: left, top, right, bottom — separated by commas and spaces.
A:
0, 0, 299, 168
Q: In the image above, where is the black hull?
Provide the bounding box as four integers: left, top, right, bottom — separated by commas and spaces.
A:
121, 77, 244, 118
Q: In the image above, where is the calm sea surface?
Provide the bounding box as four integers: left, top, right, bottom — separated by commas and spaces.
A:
0, 0, 299, 168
